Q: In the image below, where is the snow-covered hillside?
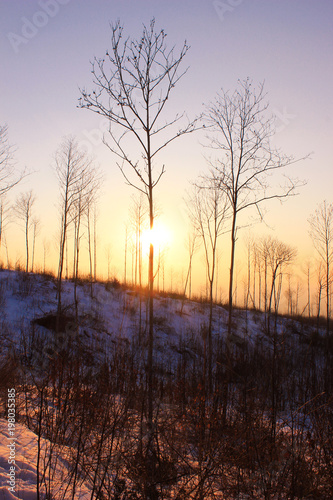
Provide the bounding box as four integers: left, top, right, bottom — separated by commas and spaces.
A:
0, 268, 295, 364
0, 418, 92, 499
0, 270, 331, 499
0, 269, 232, 369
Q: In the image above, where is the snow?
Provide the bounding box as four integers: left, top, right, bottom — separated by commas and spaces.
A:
0, 418, 38, 498
0, 269, 327, 497
0, 418, 92, 499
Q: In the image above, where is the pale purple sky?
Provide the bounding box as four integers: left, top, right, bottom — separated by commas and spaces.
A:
1, 0, 332, 284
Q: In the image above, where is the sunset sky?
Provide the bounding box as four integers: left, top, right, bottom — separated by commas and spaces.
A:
1, 0, 333, 301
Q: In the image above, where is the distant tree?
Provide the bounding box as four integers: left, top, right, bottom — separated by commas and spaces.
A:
244, 236, 254, 313
0, 196, 11, 257
31, 217, 41, 273
93, 205, 98, 282
129, 195, 148, 337
43, 239, 50, 274
0, 125, 23, 196
180, 229, 199, 314
315, 261, 325, 332
251, 239, 261, 309
123, 223, 129, 286
55, 137, 95, 327
188, 177, 228, 391
105, 244, 112, 282
87, 200, 99, 296
204, 79, 305, 336
79, 19, 199, 491
263, 236, 296, 333
308, 200, 333, 338
129, 194, 148, 288
14, 190, 36, 272
71, 161, 100, 316
302, 260, 312, 318
258, 237, 270, 314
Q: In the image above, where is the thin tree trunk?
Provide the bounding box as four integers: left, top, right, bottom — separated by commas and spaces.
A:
307, 266, 311, 318
228, 209, 237, 336
25, 217, 29, 272
74, 212, 81, 322
93, 207, 97, 282
124, 226, 128, 286
57, 211, 68, 330
87, 206, 93, 297
326, 245, 330, 338
31, 224, 36, 273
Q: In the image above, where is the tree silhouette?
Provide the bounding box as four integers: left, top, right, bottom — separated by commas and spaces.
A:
309, 200, 333, 339
79, 19, 199, 497
14, 190, 36, 272
204, 79, 305, 337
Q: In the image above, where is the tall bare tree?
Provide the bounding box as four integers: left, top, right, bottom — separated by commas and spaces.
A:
129, 194, 148, 288
55, 137, 95, 326
93, 205, 98, 282
315, 261, 325, 333
180, 229, 199, 314
79, 19, 199, 487
31, 217, 40, 273
204, 79, 304, 336
188, 177, 228, 391
302, 260, 312, 318
71, 162, 100, 316
129, 195, 148, 337
308, 200, 333, 338
0, 196, 11, 257
43, 239, 50, 274
87, 200, 99, 295
14, 190, 36, 272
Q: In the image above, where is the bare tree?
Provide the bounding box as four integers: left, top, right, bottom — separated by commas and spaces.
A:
129, 194, 148, 288
188, 177, 228, 391
71, 162, 100, 315
180, 230, 199, 314
79, 19, 199, 485
0, 125, 23, 196
93, 204, 98, 281
251, 239, 260, 309
129, 195, 148, 338
105, 244, 112, 281
86, 199, 100, 295
302, 260, 312, 318
14, 190, 36, 272
87, 203, 94, 294
244, 236, 254, 313
0, 196, 11, 257
55, 136, 95, 326
43, 239, 50, 274
315, 261, 325, 332
123, 223, 129, 286
263, 236, 296, 333
308, 200, 333, 338
204, 79, 305, 336
31, 217, 41, 273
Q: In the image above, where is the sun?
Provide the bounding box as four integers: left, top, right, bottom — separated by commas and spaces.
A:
141, 223, 171, 253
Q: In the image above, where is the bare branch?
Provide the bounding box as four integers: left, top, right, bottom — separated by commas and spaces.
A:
203, 78, 307, 334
